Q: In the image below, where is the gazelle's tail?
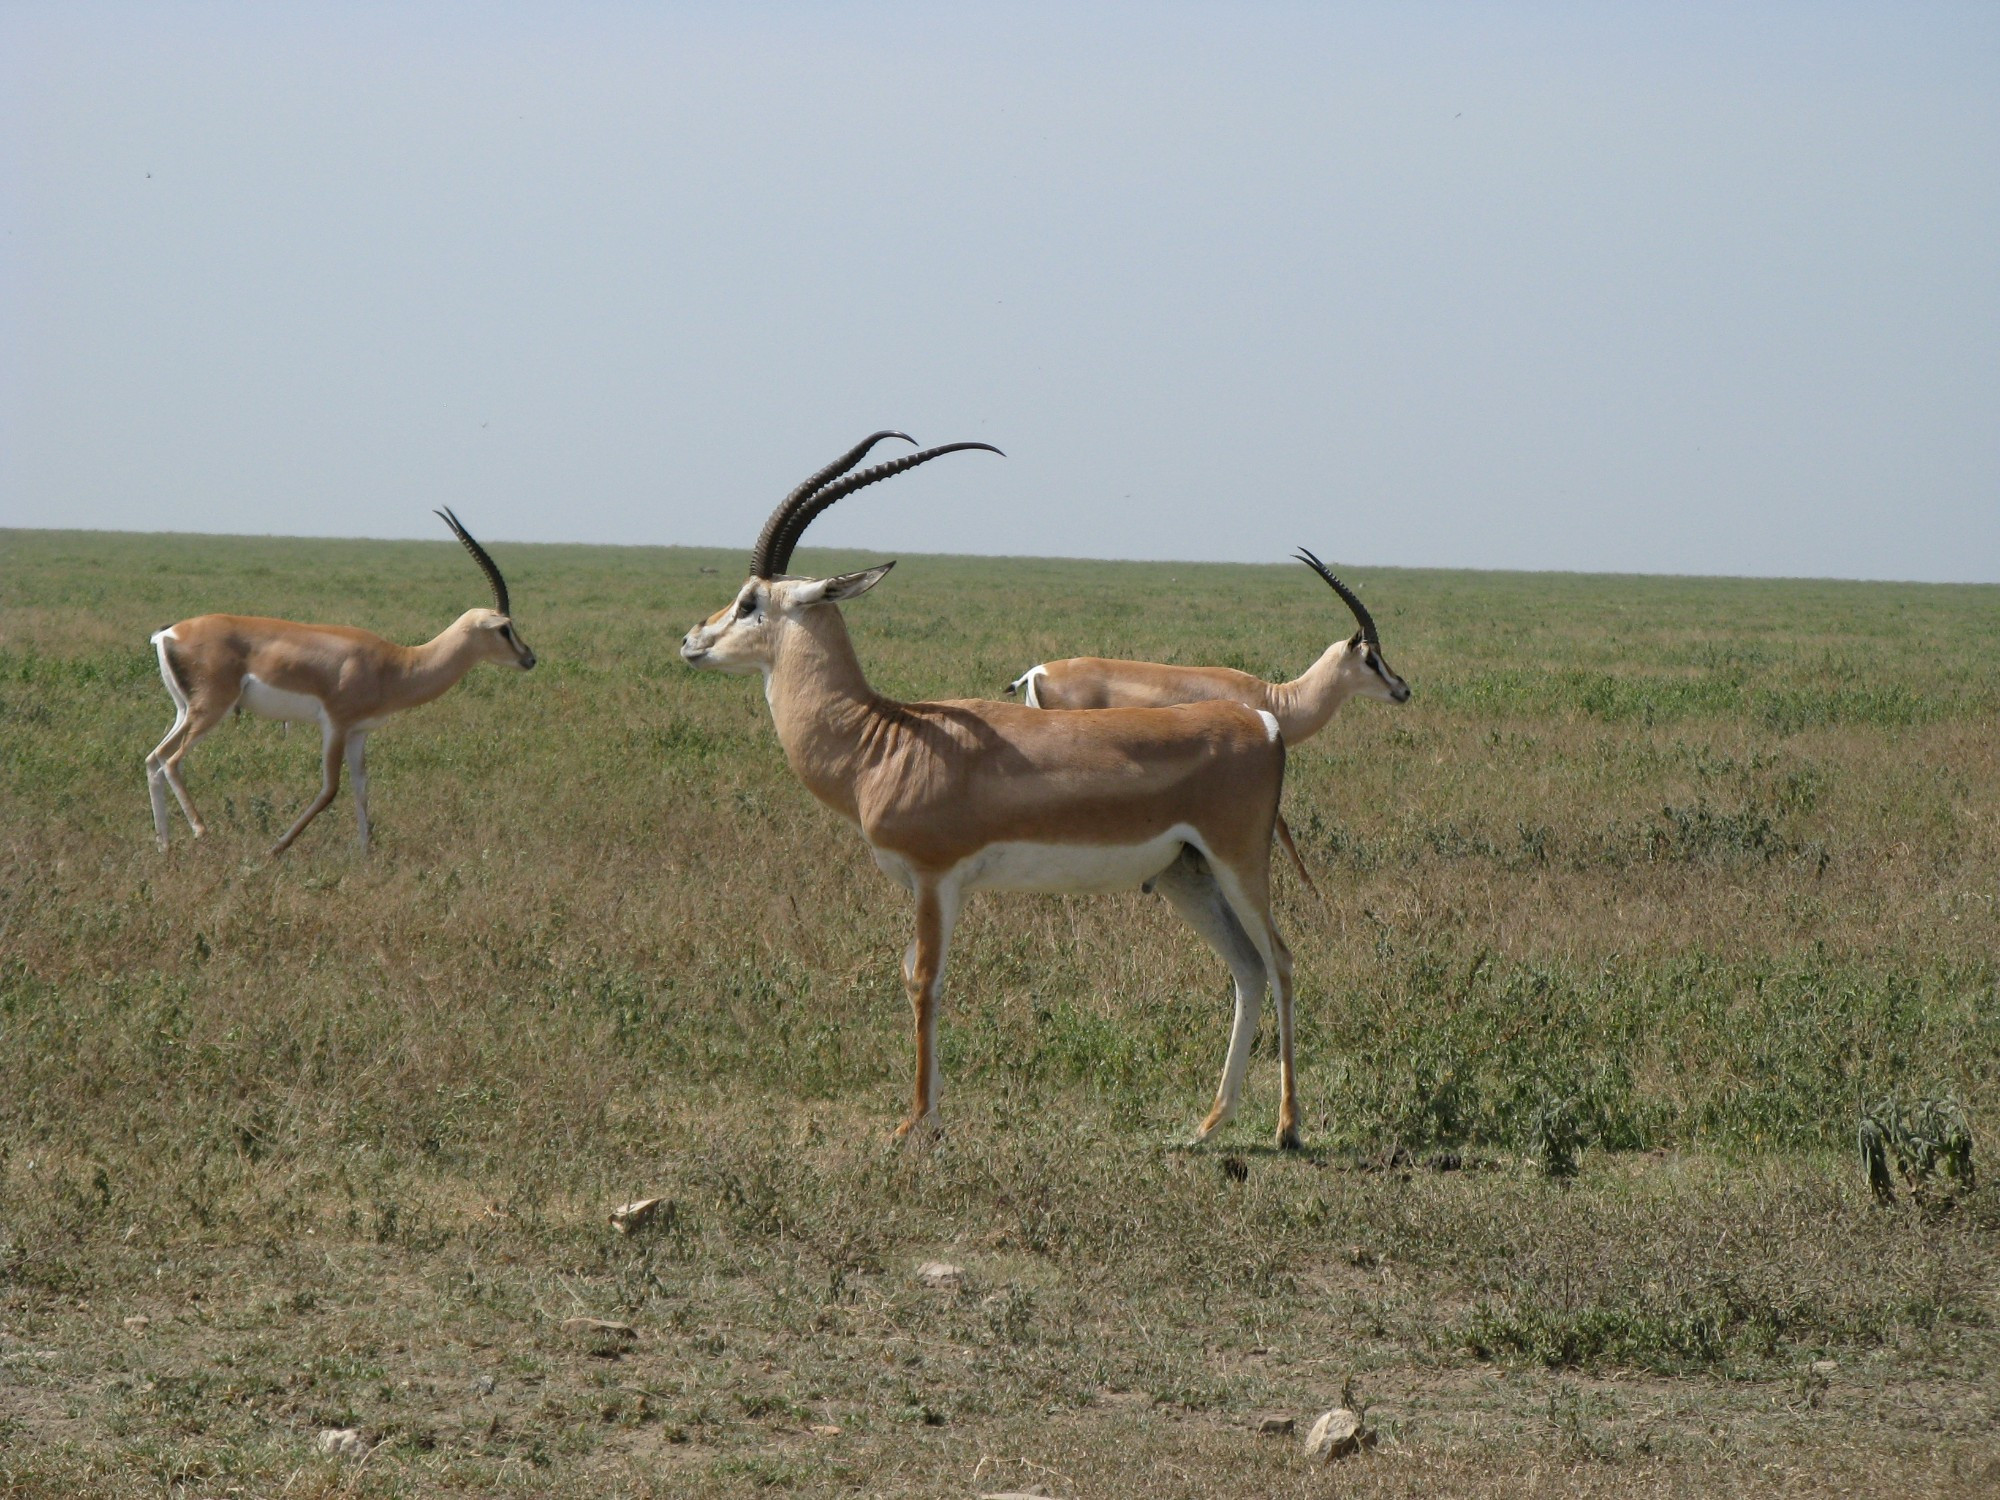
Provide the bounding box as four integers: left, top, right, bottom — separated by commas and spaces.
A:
151, 627, 190, 712
1005, 665, 1046, 706
1275, 813, 1322, 903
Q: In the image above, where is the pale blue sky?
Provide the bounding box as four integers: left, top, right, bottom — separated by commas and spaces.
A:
4, 3, 1996, 580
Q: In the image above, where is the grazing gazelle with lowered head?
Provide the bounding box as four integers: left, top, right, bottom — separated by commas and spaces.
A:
146, 509, 535, 855
681, 432, 1309, 1147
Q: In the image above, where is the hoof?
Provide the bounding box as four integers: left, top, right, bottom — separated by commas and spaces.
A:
1277, 1127, 1302, 1152
1194, 1107, 1230, 1144
892, 1114, 942, 1146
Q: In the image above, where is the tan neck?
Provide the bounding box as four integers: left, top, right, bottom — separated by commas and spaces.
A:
1265, 639, 1362, 742
395, 616, 490, 711
764, 608, 888, 823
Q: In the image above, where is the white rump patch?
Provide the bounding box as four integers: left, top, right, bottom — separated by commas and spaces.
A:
1257, 709, 1281, 742
1011, 665, 1048, 708
151, 629, 189, 710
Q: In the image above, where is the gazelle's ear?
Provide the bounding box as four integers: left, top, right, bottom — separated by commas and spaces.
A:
799, 562, 896, 606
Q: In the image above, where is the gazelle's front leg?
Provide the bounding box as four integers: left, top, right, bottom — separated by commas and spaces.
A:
272, 721, 347, 856
894, 878, 960, 1142
346, 734, 371, 849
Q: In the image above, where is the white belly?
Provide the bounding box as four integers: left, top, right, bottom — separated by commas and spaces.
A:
239, 675, 326, 725
956, 825, 1197, 895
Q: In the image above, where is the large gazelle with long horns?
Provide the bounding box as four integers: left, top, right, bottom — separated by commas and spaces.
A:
1009, 548, 1411, 732
145, 510, 535, 855
681, 432, 1307, 1146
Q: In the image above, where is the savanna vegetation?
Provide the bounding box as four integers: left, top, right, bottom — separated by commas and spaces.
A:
2, 527, 1997, 1497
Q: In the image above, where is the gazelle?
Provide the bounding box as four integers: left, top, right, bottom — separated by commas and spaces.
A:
1008, 548, 1411, 730
1006, 550, 1410, 896
145, 509, 535, 855
680, 432, 1307, 1147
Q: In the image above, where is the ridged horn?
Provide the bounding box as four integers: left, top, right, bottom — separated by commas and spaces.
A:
749, 431, 915, 578
762, 439, 1005, 577
436, 507, 511, 617
1294, 546, 1377, 644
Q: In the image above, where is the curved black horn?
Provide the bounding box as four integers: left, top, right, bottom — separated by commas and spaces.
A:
436, 507, 511, 617
1294, 546, 1377, 644
749, 431, 915, 578
765, 441, 1005, 576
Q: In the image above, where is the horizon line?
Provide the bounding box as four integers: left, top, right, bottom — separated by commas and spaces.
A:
3, 524, 1995, 591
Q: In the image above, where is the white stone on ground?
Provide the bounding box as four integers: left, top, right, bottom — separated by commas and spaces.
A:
1303, 1407, 1376, 1461
317, 1428, 370, 1460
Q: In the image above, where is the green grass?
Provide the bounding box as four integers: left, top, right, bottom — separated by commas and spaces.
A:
2, 527, 1998, 1497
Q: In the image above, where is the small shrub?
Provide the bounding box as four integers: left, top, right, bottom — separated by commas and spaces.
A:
1858, 1095, 1976, 1207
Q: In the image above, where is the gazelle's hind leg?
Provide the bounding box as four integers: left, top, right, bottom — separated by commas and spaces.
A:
153, 692, 238, 846
895, 878, 961, 1143
147, 631, 194, 848
146, 711, 188, 849
1209, 858, 1299, 1149
1151, 847, 1270, 1143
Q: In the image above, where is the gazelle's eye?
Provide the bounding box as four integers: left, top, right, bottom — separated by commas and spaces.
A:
738, 598, 756, 617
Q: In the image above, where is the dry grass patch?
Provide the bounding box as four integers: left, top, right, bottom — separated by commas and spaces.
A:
3, 529, 1997, 1494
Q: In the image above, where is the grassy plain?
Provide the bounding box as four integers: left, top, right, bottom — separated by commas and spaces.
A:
2, 526, 1997, 1497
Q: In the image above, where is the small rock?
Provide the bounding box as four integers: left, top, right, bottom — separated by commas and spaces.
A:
1303, 1407, 1376, 1462
561, 1316, 637, 1340
1810, 1359, 1838, 1376
807, 1422, 841, 1437
915, 1260, 964, 1290
1255, 1411, 1296, 1435
471, 1374, 497, 1395
317, 1427, 370, 1460
608, 1197, 668, 1235
122, 1315, 151, 1334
